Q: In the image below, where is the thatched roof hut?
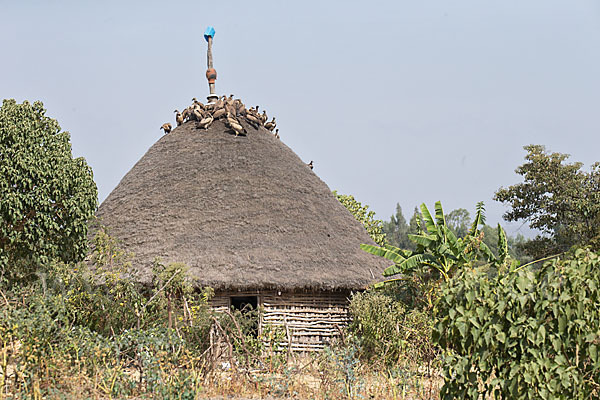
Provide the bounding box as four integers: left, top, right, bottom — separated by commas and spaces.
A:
97, 119, 387, 350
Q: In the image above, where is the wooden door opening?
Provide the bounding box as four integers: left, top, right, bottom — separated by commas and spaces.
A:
230, 296, 259, 336
230, 296, 258, 312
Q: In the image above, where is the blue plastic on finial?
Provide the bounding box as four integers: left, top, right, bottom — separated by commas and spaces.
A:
204, 26, 215, 42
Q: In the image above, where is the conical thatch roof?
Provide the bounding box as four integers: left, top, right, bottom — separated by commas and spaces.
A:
96, 119, 387, 291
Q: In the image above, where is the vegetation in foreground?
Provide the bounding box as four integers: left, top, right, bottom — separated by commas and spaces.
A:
0, 229, 440, 399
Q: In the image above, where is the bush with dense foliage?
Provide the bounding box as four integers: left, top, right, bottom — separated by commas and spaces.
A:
348, 289, 436, 368
0, 232, 281, 398
0, 99, 97, 282
433, 248, 600, 399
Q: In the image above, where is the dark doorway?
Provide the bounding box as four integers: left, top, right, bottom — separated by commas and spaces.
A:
230, 296, 259, 337
231, 296, 258, 313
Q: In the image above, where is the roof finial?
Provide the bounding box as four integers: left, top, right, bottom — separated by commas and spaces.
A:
204, 26, 218, 104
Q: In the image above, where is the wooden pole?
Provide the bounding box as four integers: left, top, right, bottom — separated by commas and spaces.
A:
207, 37, 213, 70
206, 35, 216, 99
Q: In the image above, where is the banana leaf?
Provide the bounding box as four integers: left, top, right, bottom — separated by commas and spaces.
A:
408, 233, 437, 248
469, 201, 486, 236
372, 277, 411, 289
435, 201, 446, 228
497, 223, 508, 264
382, 243, 413, 258
360, 244, 406, 264
439, 225, 461, 256
383, 253, 438, 277
420, 203, 437, 234
479, 241, 497, 263
437, 243, 459, 262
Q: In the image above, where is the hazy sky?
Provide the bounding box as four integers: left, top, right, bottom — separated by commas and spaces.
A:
3, 1, 600, 237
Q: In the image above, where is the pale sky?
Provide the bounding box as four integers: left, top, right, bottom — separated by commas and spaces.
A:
3, 1, 600, 237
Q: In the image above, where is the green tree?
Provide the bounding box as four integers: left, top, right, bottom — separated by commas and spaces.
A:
445, 208, 470, 238
0, 99, 97, 281
334, 191, 386, 246
408, 206, 423, 236
495, 144, 600, 257
382, 203, 414, 250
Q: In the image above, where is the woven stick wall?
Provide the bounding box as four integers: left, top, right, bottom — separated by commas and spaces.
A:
211, 290, 350, 351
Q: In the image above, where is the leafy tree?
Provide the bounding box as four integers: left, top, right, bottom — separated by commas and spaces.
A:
0, 99, 97, 281
445, 208, 470, 238
383, 205, 425, 251
495, 144, 600, 257
334, 191, 386, 246
382, 203, 414, 250
408, 206, 423, 237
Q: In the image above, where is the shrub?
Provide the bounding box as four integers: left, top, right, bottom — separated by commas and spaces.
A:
434, 248, 600, 399
0, 259, 215, 397
349, 289, 436, 367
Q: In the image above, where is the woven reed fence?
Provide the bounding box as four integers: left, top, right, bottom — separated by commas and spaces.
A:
210, 290, 350, 351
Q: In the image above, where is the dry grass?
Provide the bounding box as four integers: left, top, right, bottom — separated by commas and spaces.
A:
1, 342, 441, 400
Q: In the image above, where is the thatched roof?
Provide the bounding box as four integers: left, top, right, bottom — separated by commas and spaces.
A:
96, 120, 387, 291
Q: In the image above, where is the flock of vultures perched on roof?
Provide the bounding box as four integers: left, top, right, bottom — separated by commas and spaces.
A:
160, 95, 279, 139
160, 95, 314, 168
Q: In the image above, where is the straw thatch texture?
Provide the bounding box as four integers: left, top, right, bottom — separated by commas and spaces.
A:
97, 120, 387, 291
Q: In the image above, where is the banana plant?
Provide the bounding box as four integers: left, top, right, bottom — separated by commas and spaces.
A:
362, 201, 509, 285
